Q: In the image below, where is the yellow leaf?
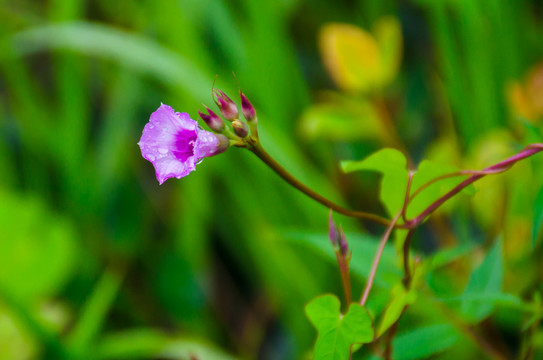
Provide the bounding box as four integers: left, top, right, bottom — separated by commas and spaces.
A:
507, 62, 543, 122
466, 131, 514, 230
373, 16, 403, 86
319, 23, 383, 92
507, 82, 534, 120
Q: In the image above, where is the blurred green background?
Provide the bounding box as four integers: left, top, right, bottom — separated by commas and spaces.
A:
1, 0, 543, 359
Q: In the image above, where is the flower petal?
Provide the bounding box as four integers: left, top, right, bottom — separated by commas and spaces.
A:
139, 103, 222, 184
195, 129, 219, 160
153, 156, 197, 185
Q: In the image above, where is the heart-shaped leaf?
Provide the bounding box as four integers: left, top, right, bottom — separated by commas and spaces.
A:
341, 148, 409, 216
305, 294, 374, 360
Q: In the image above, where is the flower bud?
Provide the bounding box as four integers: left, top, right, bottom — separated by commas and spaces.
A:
231, 119, 249, 138
211, 134, 229, 156
198, 107, 225, 133
338, 225, 349, 257
214, 90, 239, 121
240, 92, 256, 123
328, 210, 340, 249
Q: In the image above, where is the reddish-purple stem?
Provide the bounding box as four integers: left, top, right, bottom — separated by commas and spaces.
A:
404, 145, 543, 228
360, 173, 414, 306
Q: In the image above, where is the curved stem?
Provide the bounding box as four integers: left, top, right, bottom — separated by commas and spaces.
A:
360, 211, 402, 306
249, 143, 392, 226
360, 173, 414, 306
404, 144, 543, 228
248, 142, 543, 231
407, 168, 507, 206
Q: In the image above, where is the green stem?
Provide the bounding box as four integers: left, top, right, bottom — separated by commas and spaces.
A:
336, 252, 352, 304
248, 143, 392, 226
402, 229, 415, 287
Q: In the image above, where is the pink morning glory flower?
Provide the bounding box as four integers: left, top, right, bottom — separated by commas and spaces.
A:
138, 104, 226, 184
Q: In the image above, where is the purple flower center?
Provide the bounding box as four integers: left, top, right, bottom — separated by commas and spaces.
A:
172, 129, 198, 162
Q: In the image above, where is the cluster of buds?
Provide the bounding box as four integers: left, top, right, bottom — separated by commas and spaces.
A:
198, 83, 258, 145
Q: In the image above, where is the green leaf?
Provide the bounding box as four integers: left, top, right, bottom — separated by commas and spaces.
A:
439, 293, 530, 312
341, 148, 406, 174
519, 118, 543, 143
392, 324, 459, 360
0, 190, 78, 301
0, 303, 38, 360
373, 16, 402, 86
461, 238, 504, 323
306, 294, 374, 360
341, 148, 408, 216
299, 101, 385, 142
428, 243, 476, 270
522, 293, 541, 331
9, 22, 210, 98
533, 331, 543, 347
94, 329, 236, 360
67, 269, 124, 355
377, 284, 417, 336
533, 187, 543, 248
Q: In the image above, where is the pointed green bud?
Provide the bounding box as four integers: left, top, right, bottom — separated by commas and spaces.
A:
214, 90, 239, 121
231, 119, 249, 138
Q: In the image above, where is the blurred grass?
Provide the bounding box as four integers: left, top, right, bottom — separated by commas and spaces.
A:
1, 0, 543, 359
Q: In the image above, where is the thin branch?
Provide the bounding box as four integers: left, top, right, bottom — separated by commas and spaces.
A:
404, 145, 543, 228
249, 143, 392, 226
407, 168, 507, 205
249, 142, 543, 231
361, 174, 414, 306
360, 211, 402, 306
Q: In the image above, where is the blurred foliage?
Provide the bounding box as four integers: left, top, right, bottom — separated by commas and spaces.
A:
1, 0, 543, 359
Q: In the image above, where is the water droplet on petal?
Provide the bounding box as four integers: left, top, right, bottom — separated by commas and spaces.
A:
158, 148, 168, 154
196, 158, 204, 165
